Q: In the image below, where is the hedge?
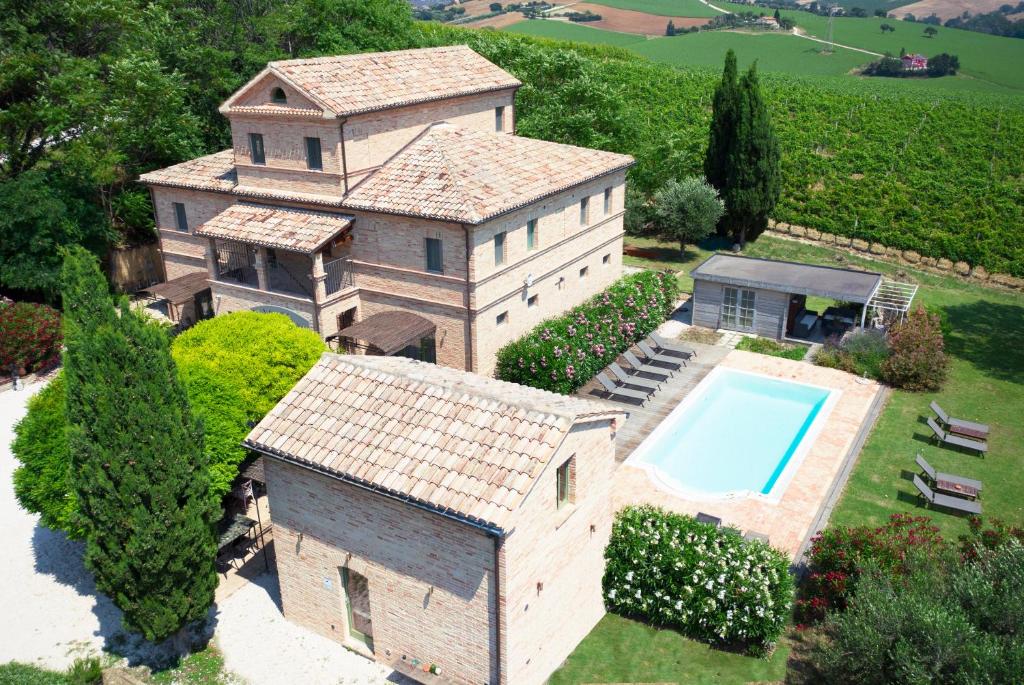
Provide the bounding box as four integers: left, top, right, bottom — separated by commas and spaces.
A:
495, 271, 678, 394
603, 505, 793, 652
0, 301, 61, 375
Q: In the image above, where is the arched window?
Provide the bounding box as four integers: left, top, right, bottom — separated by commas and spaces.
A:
270, 87, 287, 104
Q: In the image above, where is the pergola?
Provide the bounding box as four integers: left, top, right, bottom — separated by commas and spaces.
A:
866, 279, 919, 325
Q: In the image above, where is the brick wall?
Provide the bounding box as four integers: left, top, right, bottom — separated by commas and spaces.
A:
210, 280, 317, 329
153, 187, 233, 280
265, 458, 500, 685
501, 419, 617, 684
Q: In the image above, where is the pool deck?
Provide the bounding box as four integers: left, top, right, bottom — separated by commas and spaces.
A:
601, 349, 885, 560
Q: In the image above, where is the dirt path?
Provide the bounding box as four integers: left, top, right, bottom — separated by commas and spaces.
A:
791, 27, 883, 57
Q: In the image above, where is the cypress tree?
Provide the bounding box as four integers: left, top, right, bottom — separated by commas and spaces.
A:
62, 247, 218, 644
724, 63, 781, 246
703, 50, 740, 238
666, 20, 676, 36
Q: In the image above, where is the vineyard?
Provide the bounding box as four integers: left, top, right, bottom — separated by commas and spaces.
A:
419, 23, 1024, 275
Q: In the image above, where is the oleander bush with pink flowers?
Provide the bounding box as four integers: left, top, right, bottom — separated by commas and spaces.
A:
0, 301, 62, 375
602, 505, 793, 654
495, 270, 678, 394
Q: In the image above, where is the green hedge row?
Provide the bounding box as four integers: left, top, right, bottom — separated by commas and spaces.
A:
603, 506, 794, 652
495, 270, 678, 394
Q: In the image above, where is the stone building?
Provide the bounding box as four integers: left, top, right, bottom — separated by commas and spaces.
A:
140, 46, 633, 374
244, 352, 625, 684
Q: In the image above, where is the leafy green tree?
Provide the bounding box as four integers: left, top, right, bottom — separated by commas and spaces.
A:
652, 177, 724, 256
773, 8, 781, 21
728, 64, 780, 245
259, 0, 419, 58
62, 247, 217, 643
880, 22, 895, 33
924, 25, 939, 37
490, 2, 503, 11
928, 53, 960, 76
704, 49, 740, 231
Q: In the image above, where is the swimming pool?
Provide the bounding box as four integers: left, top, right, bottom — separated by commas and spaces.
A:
628, 367, 838, 501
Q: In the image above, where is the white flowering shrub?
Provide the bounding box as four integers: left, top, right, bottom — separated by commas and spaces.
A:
603, 505, 794, 652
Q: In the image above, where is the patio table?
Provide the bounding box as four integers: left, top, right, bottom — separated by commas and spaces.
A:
935, 478, 980, 500
217, 513, 257, 551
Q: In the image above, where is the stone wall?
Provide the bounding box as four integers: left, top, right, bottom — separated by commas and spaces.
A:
767, 220, 1024, 291
107, 243, 164, 292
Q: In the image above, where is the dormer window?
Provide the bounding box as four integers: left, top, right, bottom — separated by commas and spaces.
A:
271, 87, 287, 105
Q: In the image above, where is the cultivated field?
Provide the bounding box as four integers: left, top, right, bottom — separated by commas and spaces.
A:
463, 10, 526, 27
897, 0, 1010, 20
586, 0, 723, 18
552, 4, 709, 34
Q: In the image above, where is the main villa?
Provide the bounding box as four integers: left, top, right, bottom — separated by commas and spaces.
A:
141, 45, 633, 376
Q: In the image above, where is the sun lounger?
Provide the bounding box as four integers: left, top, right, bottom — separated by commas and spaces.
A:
596, 372, 650, 405
695, 512, 722, 527
636, 342, 684, 371
609, 362, 662, 392
927, 417, 988, 455
648, 333, 696, 360
915, 454, 982, 498
622, 351, 673, 381
912, 474, 982, 515
930, 401, 990, 440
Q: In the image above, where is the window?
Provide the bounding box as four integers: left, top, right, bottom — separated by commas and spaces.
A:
305, 137, 322, 171
495, 106, 505, 132
425, 237, 444, 274
494, 231, 506, 266
526, 219, 538, 251
579, 197, 589, 226
249, 133, 265, 165
722, 287, 756, 330
556, 456, 575, 509
270, 87, 287, 104
579, 266, 589, 279
604, 187, 612, 215
496, 311, 508, 326
602, 253, 611, 265
528, 294, 539, 308
173, 202, 188, 232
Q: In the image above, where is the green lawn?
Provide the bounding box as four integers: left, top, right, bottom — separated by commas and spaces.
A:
585, 0, 722, 18
549, 614, 790, 684
735, 336, 809, 361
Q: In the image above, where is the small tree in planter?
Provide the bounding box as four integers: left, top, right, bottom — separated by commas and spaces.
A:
881, 306, 948, 391
652, 176, 724, 257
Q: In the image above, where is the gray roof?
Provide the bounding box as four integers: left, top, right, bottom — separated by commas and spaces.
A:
690, 254, 883, 303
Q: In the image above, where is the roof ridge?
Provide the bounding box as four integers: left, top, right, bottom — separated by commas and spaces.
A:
428, 125, 485, 224
267, 45, 469, 68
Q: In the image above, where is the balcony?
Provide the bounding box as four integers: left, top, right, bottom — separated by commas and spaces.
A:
324, 257, 354, 297
214, 241, 313, 299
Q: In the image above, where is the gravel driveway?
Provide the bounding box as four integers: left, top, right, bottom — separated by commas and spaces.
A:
1, 381, 399, 683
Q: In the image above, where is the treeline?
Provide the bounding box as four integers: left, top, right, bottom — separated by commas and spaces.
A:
941, 4, 1024, 39
3, 0, 1023, 301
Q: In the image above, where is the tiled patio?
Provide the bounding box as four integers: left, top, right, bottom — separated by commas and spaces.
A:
607, 349, 885, 559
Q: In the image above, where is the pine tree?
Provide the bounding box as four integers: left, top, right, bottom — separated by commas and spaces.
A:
722, 63, 781, 246
62, 247, 218, 644
666, 20, 676, 36
703, 49, 740, 240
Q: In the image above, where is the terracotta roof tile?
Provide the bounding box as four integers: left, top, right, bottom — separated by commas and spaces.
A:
138, 150, 237, 193
343, 123, 634, 224
245, 353, 622, 530
194, 202, 352, 252
251, 46, 521, 118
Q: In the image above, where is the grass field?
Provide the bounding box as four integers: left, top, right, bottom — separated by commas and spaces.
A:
549, 614, 791, 685
586, 0, 722, 18
781, 12, 1024, 91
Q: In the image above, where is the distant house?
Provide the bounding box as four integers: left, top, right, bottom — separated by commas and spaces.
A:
756, 15, 780, 29
902, 53, 928, 70
246, 353, 626, 684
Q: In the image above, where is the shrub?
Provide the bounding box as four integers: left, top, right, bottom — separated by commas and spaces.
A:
0, 301, 62, 374
171, 311, 326, 497
603, 505, 793, 652
64, 657, 102, 685
813, 542, 1024, 684
495, 271, 678, 394
813, 329, 889, 379
881, 306, 948, 391
958, 517, 1024, 562
797, 513, 945, 623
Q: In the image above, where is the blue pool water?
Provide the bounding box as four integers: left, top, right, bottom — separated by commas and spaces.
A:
634, 369, 832, 497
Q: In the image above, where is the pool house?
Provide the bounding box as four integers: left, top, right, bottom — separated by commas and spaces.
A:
689, 254, 916, 341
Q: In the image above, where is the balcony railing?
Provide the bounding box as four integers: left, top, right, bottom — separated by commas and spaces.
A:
214, 241, 313, 299
325, 258, 354, 296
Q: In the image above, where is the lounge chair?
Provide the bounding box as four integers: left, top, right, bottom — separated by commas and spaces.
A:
927, 417, 988, 455
648, 333, 696, 360
695, 512, 722, 527
622, 351, 673, 381
912, 474, 982, 515
915, 453, 982, 494
608, 362, 662, 392
635, 342, 684, 371
596, 372, 650, 405
930, 401, 990, 440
